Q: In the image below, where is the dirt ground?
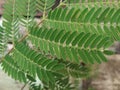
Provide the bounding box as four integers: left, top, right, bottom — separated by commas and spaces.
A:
91, 55, 120, 90
0, 66, 29, 90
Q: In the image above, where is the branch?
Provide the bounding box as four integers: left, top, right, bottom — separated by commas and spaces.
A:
37, 19, 45, 26
0, 33, 29, 64
21, 82, 29, 90
18, 33, 28, 42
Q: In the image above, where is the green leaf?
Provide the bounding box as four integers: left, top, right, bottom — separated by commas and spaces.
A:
52, 64, 65, 71
104, 50, 115, 55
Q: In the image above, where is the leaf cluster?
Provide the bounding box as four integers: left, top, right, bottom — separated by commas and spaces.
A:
0, 0, 118, 90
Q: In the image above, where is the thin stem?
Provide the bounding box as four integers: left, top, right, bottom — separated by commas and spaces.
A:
37, 19, 45, 26
0, 33, 29, 64
43, 0, 47, 19
21, 82, 29, 90
18, 33, 28, 42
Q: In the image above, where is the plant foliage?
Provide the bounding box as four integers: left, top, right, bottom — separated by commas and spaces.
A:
0, 0, 119, 90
